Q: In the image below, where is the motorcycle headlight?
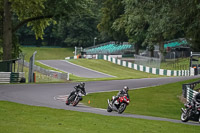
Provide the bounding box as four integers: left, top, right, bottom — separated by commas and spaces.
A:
124, 97, 127, 101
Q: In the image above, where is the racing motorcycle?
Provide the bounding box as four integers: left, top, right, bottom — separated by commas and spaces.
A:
107, 94, 130, 114
181, 102, 200, 123
66, 90, 86, 106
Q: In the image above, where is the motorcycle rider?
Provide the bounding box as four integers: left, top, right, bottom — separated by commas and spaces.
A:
111, 86, 130, 105
192, 92, 200, 110
68, 82, 86, 100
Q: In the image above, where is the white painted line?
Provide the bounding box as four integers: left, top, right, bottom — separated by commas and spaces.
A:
62, 60, 116, 77
93, 107, 107, 111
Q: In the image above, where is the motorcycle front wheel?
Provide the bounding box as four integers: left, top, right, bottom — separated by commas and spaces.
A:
118, 103, 127, 114
72, 97, 80, 106
181, 110, 189, 122
107, 104, 112, 112
199, 116, 200, 123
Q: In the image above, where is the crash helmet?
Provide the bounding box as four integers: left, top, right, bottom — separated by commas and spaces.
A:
195, 92, 200, 103
80, 82, 85, 88
123, 86, 129, 93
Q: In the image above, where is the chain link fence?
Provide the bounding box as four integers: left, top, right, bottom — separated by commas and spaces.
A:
134, 54, 161, 69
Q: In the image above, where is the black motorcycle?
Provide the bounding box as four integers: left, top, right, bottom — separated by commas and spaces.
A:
66, 90, 86, 106
181, 102, 200, 123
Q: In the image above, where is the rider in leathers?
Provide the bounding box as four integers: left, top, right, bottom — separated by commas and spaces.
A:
68, 82, 86, 100
111, 86, 129, 105
192, 92, 200, 110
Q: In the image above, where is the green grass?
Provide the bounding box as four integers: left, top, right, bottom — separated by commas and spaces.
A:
69, 59, 163, 79
22, 66, 67, 83
82, 78, 200, 120
160, 58, 192, 70
32, 59, 164, 82
0, 101, 199, 133
34, 61, 110, 82
21, 47, 74, 61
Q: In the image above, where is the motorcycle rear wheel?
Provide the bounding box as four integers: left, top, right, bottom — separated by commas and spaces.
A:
118, 103, 127, 114
65, 100, 70, 105
181, 111, 189, 122
66, 95, 75, 105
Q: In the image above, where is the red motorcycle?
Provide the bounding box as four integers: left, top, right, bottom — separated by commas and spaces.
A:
107, 94, 130, 114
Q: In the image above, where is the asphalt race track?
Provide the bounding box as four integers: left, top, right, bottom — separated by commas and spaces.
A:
1, 76, 200, 126
38, 60, 115, 78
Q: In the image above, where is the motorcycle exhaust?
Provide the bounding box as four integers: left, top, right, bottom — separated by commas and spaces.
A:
107, 99, 110, 104
181, 108, 186, 113
107, 99, 113, 108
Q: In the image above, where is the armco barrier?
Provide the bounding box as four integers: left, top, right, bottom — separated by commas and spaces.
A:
0, 72, 25, 83
0, 72, 10, 83
182, 80, 200, 102
182, 80, 200, 98
19, 60, 69, 81
103, 55, 190, 76
186, 87, 198, 102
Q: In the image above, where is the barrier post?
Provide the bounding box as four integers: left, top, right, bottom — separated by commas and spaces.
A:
33, 72, 36, 83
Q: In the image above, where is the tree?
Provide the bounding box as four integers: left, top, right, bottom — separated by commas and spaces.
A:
171, 0, 200, 51
1, 0, 92, 60
15, 0, 102, 48
97, 0, 128, 43
50, 1, 100, 47
121, 0, 200, 58
113, 0, 149, 55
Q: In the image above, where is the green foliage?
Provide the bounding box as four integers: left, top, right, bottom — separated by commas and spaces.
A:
0, 0, 3, 60
14, 0, 102, 47
12, 34, 22, 59
0, 37, 2, 60
1, 0, 94, 60
53, 13, 99, 47
21, 47, 74, 60
0, 47, 2, 60
107, 0, 200, 54
10, 0, 93, 40
97, 0, 128, 42
10, 0, 50, 39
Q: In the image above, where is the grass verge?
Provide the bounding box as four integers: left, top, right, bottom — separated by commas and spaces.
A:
34, 59, 164, 82
69, 59, 163, 79
21, 47, 74, 61
82, 78, 199, 120
160, 58, 191, 70
0, 101, 199, 133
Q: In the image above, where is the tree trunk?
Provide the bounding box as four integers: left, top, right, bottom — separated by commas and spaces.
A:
159, 42, 165, 61
150, 49, 154, 57
3, 0, 12, 60
134, 43, 139, 55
